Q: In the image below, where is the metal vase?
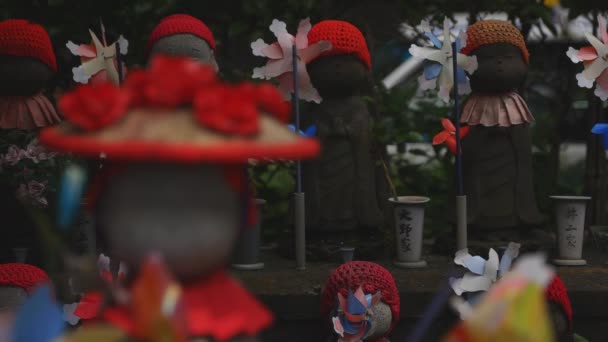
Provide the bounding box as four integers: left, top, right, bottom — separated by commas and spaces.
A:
550, 196, 591, 266
231, 199, 266, 270
389, 196, 430, 268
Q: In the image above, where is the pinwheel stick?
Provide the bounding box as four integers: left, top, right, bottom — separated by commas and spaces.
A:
452, 41, 467, 251
292, 44, 306, 270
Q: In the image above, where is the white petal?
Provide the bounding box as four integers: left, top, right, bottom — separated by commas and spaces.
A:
420, 19, 431, 33
98, 253, 111, 273
458, 31, 468, 49
449, 277, 465, 296
566, 47, 582, 63
417, 74, 437, 91
117, 35, 129, 55
251, 38, 269, 57
66, 41, 81, 56
269, 19, 288, 37
485, 248, 499, 282
510, 253, 554, 287
459, 272, 492, 292
63, 303, 81, 325
576, 72, 595, 88
72, 66, 91, 84
453, 248, 471, 266
409, 45, 446, 64
457, 54, 478, 74
252, 66, 267, 79
595, 85, 608, 101
438, 86, 451, 103
498, 242, 521, 277
295, 18, 311, 49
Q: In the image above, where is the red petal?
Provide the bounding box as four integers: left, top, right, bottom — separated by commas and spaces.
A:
433, 131, 450, 145
460, 126, 470, 138
441, 117, 456, 132
446, 137, 457, 154
578, 46, 598, 61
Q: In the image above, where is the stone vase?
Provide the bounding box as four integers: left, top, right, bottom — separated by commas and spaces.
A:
389, 196, 430, 268
231, 199, 266, 270
550, 196, 591, 266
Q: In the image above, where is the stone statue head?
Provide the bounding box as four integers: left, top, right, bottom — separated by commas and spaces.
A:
306, 20, 372, 99
461, 20, 529, 94
96, 163, 242, 281
147, 14, 218, 71
0, 20, 56, 96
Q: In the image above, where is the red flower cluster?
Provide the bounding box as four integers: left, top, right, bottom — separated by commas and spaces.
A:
59, 83, 129, 131
58, 55, 292, 136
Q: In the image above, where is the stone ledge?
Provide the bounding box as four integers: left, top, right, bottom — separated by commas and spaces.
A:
232, 251, 608, 320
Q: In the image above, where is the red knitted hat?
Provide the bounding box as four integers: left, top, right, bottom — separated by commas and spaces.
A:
321, 261, 400, 336
546, 275, 573, 331
307, 20, 371, 70
0, 19, 57, 72
0, 263, 49, 294
147, 14, 216, 52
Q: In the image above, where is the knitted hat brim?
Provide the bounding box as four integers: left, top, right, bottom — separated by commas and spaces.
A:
40, 109, 319, 163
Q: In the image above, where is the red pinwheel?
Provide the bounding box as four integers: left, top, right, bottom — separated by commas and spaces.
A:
432, 118, 469, 154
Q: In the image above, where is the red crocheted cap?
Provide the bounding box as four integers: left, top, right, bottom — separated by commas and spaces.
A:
0, 19, 57, 72
307, 20, 371, 70
0, 263, 49, 294
546, 275, 573, 331
147, 14, 216, 52
321, 261, 400, 336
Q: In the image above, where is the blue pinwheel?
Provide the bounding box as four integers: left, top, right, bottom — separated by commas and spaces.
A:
12, 285, 65, 342
592, 123, 608, 149
409, 18, 478, 103
288, 124, 316, 137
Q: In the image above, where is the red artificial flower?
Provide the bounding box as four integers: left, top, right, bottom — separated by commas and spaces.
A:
194, 85, 259, 136
123, 69, 149, 107
59, 82, 130, 131
143, 55, 216, 108
255, 83, 291, 123
432, 117, 470, 154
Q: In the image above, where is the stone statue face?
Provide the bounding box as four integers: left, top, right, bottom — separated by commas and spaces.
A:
96, 163, 241, 281
307, 54, 371, 99
468, 43, 527, 94
148, 34, 218, 71
362, 302, 392, 340
0, 55, 54, 96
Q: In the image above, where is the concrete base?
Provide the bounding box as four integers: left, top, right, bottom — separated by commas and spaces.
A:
553, 259, 587, 266
231, 262, 265, 271
393, 259, 427, 268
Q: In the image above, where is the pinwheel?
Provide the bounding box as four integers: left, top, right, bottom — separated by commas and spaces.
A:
13, 285, 65, 342
251, 18, 331, 103
252, 18, 330, 269
591, 123, 608, 149
566, 15, 608, 100
409, 18, 478, 103
67, 29, 128, 85
449, 243, 521, 301
432, 118, 470, 154
446, 254, 554, 342
332, 286, 381, 342
288, 124, 316, 137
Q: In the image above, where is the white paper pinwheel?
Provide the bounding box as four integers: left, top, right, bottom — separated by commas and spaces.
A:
450, 242, 521, 297
67, 30, 128, 85
409, 18, 478, 103
251, 18, 332, 103
566, 15, 608, 100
